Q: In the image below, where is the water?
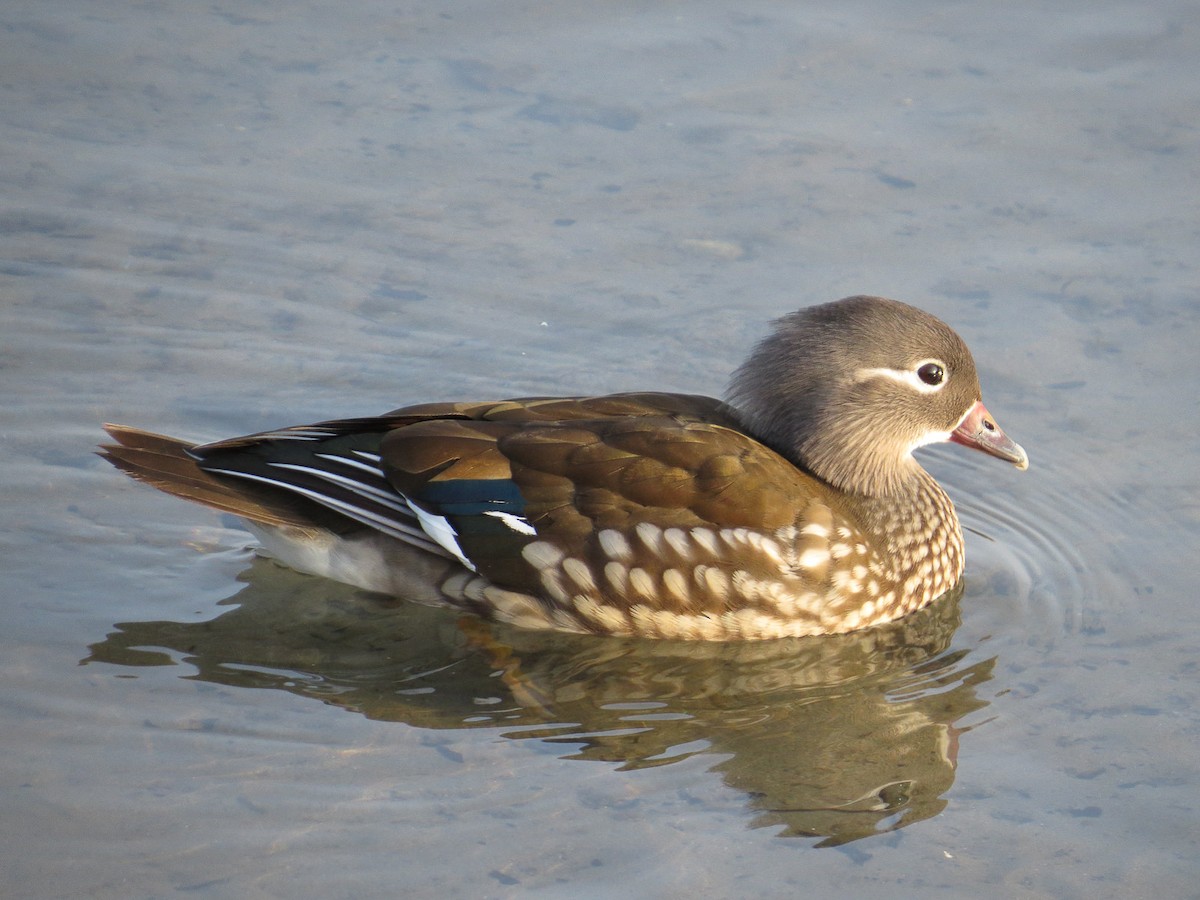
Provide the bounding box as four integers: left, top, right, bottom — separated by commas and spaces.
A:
3, 1, 1198, 896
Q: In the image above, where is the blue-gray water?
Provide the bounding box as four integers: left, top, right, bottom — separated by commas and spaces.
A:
3, 2, 1197, 897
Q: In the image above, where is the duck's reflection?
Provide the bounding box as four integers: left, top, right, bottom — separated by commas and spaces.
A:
85, 558, 994, 846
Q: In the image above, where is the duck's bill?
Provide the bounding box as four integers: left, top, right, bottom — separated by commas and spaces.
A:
950, 400, 1029, 470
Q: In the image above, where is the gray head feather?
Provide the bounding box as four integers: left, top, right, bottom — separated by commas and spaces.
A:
728, 296, 981, 497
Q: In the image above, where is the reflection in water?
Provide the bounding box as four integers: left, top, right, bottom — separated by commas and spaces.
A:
85, 559, 994, 846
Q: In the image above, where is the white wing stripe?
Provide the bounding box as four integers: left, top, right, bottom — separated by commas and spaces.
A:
266, 462, 413, 515
313, 452, 383, 476
203, 467, 446, 555
254, 429, 336, 441
406, 502, 477, 573
483, 510, 537, 536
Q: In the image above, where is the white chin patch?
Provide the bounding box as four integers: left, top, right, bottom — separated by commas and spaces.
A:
910, 428, 954, 452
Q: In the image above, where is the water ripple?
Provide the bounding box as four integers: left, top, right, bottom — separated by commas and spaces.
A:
929, 447, 1137, 642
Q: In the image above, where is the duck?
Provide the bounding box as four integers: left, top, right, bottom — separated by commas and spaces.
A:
100, 295, 1027, 641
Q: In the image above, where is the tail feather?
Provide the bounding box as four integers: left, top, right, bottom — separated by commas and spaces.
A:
99, 424, 317, 530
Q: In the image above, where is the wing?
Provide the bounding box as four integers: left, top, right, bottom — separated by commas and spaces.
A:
380, 410, 822, 603
170, 392, 751, 565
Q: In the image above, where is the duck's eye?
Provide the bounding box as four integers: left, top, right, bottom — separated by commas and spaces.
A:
917, 362, 945, 386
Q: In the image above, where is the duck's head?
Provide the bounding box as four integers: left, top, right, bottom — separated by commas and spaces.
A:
729, 295, 1028, 497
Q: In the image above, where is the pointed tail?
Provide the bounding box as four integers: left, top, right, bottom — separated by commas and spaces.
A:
99, 424, 315, 530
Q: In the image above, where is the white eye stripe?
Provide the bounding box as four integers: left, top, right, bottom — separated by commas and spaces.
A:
853, 359, 948, 393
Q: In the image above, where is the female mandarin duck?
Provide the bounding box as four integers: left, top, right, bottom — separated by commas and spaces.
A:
101, 296, 1027, 640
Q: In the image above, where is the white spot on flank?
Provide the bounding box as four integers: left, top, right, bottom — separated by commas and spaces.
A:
522, 541, 565, 571
651, 609, 694, 639
720, 527, 749, 548
663, 528, 691, 558
598, 529, 632, 560
573, 595, 629, 634
832, 568, 864, 594
540, 569, 569, 604
636, 522, 664, 556
690, 527, 719, 556
629, 567, 655, 599
562, 557, 598, 593
702, 567, 730, 602
750, 534, 784, 566
798, 547, 830, 569
662, 568, 690, 604
629, 604, 656, 635
604, 561, 628, 593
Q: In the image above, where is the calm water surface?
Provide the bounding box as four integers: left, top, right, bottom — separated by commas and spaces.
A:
2, 1, 1198, 897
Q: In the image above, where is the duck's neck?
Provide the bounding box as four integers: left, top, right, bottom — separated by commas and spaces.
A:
731, 402, 921, 499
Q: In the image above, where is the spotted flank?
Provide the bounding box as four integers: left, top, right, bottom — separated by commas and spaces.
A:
423, 493, 961, 641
